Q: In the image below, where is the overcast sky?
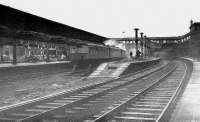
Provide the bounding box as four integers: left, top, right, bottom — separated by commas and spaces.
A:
0, 0, 200, 38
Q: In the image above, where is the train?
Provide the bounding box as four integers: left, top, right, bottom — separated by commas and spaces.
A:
0, 40, 126, 63
68, 44, 126, 60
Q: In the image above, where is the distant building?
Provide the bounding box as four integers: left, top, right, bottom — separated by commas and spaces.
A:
189, 21, 200, 59
110, 21, 200, 58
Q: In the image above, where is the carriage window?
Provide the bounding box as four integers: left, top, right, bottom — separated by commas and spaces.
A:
5, 48, 9, 56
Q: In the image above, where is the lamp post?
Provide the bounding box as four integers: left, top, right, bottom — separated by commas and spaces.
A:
144, 35, 147, 58
134, 28, 139, 57
122, 31, 126, 44
145, 36, 151, 57
122, 31, 126, 51
149, 39, 152, 58
140, 32, 144, 58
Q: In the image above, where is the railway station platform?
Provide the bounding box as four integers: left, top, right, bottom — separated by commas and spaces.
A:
0, 61, 70, 68
170, 59, 200, 122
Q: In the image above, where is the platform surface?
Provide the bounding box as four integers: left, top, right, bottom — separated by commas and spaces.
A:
0, 61, 70, 68
170, 61, 200, 122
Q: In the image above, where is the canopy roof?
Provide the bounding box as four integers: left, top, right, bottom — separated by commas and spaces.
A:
0, 4, 107, 46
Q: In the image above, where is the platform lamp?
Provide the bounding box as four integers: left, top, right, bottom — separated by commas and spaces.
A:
122, 31, 126, 44
134, 28, 139, 57
122, 31, 126, 51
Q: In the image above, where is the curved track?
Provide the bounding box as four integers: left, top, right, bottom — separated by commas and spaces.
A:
0, 61, 178, 122
92, 61, 188, 122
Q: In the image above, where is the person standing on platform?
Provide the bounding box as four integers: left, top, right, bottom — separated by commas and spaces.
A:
136, 50, 141, 58
130, 51, 133, 59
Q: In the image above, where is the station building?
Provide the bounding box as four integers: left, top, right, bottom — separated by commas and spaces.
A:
188, 21, 200, 58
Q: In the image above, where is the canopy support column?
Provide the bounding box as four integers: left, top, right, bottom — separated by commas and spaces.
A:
12, 38, 17, 64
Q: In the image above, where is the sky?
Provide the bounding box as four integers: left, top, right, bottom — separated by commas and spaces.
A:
0, 0, 200, 38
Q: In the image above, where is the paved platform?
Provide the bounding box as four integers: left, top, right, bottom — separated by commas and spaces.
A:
0, 57, 159, 68
0, 61, 70, 68
170, 60, 200, 122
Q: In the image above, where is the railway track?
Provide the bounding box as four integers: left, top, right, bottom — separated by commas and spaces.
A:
0, 61, 177, 122
92, 61, 187, 122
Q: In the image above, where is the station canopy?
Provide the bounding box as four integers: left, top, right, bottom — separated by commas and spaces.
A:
0, 4, 107, 46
